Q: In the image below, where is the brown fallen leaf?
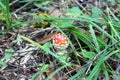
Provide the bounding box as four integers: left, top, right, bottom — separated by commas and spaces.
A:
46, 65, 58, 80
49, 7, 62, 17
37, 30, 58, 44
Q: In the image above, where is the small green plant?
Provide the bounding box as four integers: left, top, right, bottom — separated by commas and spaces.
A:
0, 0, 11, 30
0, 49, 14, 69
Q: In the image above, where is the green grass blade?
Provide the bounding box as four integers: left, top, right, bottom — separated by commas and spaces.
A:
70, 27, 94, 49
0, 1, 6, 10
89, 24, 100, 52
87, 50, 119, 80
5, 0, 11, 30
90, 22, 117, 42
87, 59, 103, 80
103, 63, 109, 80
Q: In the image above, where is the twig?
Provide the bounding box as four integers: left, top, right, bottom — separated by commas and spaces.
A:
13, 0, 34, 14
9, 0, 19, 6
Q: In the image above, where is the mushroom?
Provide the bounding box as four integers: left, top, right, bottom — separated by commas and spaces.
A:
53, 33, 69, 55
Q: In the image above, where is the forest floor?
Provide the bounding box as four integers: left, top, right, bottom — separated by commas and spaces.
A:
0, 0, 120, 80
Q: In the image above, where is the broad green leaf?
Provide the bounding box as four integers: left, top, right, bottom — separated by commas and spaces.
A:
80, 50, 96, 59
4, 49, 14, 60
68, 7, 83, 17
59, 21, 73, 28
92, 7, 103, 18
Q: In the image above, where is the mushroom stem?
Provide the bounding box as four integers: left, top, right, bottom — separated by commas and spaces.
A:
56, 50, 67, 56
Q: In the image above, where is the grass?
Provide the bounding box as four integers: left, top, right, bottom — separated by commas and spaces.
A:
0, 0, 11, 30
0, 0, 120, 80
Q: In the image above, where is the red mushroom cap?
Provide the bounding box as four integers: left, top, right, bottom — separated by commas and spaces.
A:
53, 33, 69, 50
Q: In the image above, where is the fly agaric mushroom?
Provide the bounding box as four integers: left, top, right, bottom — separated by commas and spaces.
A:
53, 33, 69, 55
